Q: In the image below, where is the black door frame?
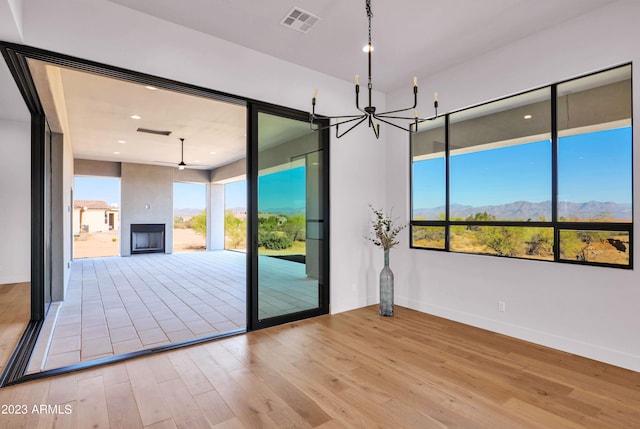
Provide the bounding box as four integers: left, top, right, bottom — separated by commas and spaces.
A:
247, 103, 331, 331
0, 42, 330, 386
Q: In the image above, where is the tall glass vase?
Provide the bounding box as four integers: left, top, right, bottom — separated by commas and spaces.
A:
379, 250, 394, 316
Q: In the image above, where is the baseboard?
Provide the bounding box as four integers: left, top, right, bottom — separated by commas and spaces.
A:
397, 295, 640, 373
0, 275, 30, 286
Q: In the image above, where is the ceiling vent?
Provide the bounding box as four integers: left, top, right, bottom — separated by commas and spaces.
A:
280, 7, 321, 33
137, 128, 172, 136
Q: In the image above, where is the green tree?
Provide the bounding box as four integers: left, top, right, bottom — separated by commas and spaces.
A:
283, 213, 306, 241
476, 226, 524, 257
224, 210, 246, 249
189, 210, 207, 237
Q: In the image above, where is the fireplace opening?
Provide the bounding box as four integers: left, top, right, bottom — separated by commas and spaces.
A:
131, 223, 165, 254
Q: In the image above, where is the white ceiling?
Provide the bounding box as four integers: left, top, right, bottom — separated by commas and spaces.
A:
10, 0, 618, 170
30, 61, 247, 170
109, 0, 617, 92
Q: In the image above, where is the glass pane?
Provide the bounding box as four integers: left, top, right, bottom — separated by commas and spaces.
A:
450, 225, 554, 260
224, 180, 247, 250
449, 89, 552, 221
257, 112, 322, 320
411, 117, 446, 220
557, 65, 632, 222
559, 230, 629, 265
411, 225, 446, 249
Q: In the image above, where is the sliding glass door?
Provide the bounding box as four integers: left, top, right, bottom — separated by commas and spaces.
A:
249, 106, 329, 329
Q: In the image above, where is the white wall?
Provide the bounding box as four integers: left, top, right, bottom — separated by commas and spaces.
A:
0, 0, 23, 42
385, 0, 640, 372
0, 118, 30, 284
19, 0, 387, 314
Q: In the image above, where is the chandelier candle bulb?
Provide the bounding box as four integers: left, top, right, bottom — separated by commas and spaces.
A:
313, 88, 317, 99
355, 75, 360, 85
434, 92, 439, 102
413, 76, 417, 87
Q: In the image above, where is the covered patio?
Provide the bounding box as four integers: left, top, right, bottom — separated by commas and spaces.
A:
28, 251, 317, 372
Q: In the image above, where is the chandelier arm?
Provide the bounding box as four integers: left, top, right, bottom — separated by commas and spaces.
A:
310, 114, 367, 132
375, 114, 418, 120
336, 116, 369, 138
377, 104, 418, 117
355, 84, 368, 114
372, 115, 416, 133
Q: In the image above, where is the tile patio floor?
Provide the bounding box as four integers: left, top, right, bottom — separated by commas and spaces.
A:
29, 250, 319, 372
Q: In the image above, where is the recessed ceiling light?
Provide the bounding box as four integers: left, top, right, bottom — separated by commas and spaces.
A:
130, 115, 142, 120
194, 160, 200, 163
117, 140, 126, 144
523, 114, 532, 119
144, 85, 157, 90
113, 151, 120, 155
210, 151, 217, 155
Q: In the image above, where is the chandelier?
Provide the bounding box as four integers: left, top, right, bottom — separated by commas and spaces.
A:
309, 0, 439, 139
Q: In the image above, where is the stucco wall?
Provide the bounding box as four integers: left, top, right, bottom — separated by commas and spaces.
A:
120, 163, 174, 256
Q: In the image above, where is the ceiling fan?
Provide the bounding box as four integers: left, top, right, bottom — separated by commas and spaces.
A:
178, 137, 187, 170
154, 137, 207, 170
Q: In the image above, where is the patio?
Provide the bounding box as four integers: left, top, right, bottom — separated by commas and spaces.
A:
28, 250, 318, 372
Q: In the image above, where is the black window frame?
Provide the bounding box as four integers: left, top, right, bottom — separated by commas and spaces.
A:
410, 63, 634, 269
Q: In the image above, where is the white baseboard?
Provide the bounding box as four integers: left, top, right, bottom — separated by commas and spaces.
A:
396, 295, 640, 373
0, 275, 30, 285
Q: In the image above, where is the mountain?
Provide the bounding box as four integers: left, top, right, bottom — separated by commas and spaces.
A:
414, 201, 632, 221
174, 208, 204, 217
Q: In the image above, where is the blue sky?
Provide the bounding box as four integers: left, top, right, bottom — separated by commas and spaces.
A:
225, 180, 246, 209
173, 182, 206, 209
74, 177, 120, 205
258, 166, 306, 212
413, 126, 632, 208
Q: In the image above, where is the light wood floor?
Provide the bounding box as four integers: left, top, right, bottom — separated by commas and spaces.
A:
0, 282, 30, 373
1, 305, 639, 428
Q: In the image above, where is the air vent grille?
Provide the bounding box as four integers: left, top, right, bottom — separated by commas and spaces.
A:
280, 7, 321, 33
137, 128, 172, 136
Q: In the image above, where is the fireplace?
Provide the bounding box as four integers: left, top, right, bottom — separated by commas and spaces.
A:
131, 223, 165, 254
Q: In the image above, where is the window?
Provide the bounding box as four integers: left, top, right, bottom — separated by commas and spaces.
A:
410, 64, 633, 268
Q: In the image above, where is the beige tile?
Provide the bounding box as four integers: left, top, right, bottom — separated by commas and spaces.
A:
53, 322, 82, 339
48, 335, 81, 355
82, 337, 113, 359
109, 325, 138, 343
45, 350, 80, 370
112, 339, 144, 355
82, 323, 110, 340
138, 328, 169, 346
158, 318, 188, 333
132, 317, 160, 331
167, 329, 197, 343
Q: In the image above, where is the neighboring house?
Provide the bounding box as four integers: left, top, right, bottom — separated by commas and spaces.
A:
73, 200, 119, 234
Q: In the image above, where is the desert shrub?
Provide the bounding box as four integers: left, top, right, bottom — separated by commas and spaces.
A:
225, 210, 246, 249
258, 231, 293, 250
189, 211, 207, 236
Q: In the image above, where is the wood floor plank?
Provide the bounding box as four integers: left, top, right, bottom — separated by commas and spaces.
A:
104, 381, 144, 429
76, 375, 110, 429
125, 358, 172, 426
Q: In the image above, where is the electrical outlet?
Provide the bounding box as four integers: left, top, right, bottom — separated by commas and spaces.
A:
498, 301, 506, 312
